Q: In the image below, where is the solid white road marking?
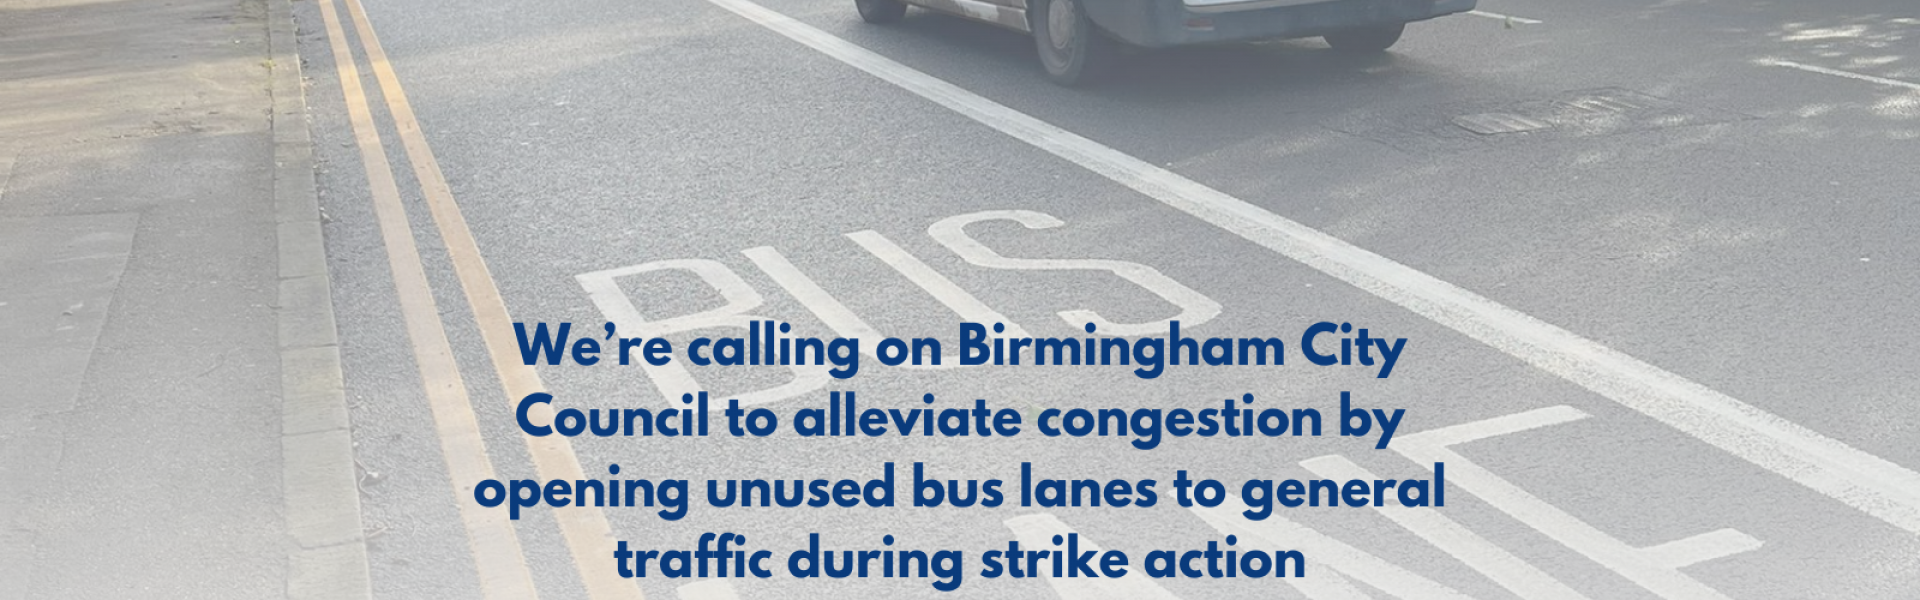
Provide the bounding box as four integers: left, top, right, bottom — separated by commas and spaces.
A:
1760, 59, 1920, 92
1003, 514, 1182, 600
702, 0, 1920, 535
1466, 10, 1543, 25
1393, 407, 1763, 599
1189, 503, 1475, 599
845, 229, 1034, 338
1300, 455, 1591, 600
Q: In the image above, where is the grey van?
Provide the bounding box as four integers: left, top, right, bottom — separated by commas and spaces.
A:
854, 0, 1479, 84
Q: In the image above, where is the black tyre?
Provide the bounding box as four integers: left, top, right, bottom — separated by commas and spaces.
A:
1030, 0, 1114, 86
856, 0, 906, 24
1323, 23, 1405, 52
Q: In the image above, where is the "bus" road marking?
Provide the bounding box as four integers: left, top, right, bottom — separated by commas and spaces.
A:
701, 0, 1920, 537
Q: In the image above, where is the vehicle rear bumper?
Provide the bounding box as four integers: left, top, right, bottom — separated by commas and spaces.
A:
1086, 0, 1477, 48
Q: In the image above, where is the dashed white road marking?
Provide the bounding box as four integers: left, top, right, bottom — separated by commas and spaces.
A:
1466, 10, 1543, 25
1760, 59, 1920, 92
1004, 514, 1181, 600
1393, 407, 1764, 599
703, 0, 1920, 536
1301, 455, 1591, 600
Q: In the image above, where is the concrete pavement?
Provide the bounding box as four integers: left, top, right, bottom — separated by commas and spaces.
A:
0, 0, 366, 597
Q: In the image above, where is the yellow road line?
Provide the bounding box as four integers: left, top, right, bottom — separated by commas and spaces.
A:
314, 0, 542, 598
339, 1, 645, 598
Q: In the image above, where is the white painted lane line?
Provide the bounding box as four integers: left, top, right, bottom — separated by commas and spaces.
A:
1466, 10, 1543, 25
1004, 514, 1182, 600
1189, 503, 1474, 599
1300, 455, 1591, 600
845, 229, 1035, 338
1394, 407, 1763, 599
1760, 59, 1920, 92
703, 0, 1920, 535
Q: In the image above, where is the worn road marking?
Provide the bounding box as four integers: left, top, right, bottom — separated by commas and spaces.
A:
336, 0, 645, 597
1394, 407, 1764, 599
1760, 59, 1920, 92
1466, 10, 1543, 25
1301, 455, 1590, 600
315, 0, 539, 597
702, 0, 1920, 536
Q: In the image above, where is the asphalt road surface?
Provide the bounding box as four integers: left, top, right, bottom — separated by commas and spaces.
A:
292, 0, 1920, 598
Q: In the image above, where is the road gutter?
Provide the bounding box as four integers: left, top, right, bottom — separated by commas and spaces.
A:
269, 0, 374, 596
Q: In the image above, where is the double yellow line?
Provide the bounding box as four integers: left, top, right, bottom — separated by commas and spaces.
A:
314, 1, 643, 598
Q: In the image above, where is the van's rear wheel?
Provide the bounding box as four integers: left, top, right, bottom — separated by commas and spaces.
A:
1031, 0, 1113, 86
855, 0, 907, 24
1323, 23, 1405, 52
